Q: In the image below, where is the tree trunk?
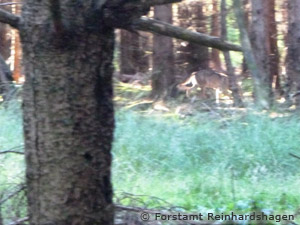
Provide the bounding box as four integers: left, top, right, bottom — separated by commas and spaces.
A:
20, 2, 115, 225
286, 0, 300, 108
11, 1, 21, 83
120, 30, 140, 75
188, 1, 209, 73
242, 0, 250, 75
221, 0, 244, 107
0, 53, 14, 101
233, 0, 271, 109
0, 0, 10, 60
250, 0, 272, 107
210, 0, 221, 70
151, 4, 175, 99
265, 0, 281, 95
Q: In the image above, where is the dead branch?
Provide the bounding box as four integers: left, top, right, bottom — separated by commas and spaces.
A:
0, 184, 25, 205
0, 8, 20, 29
0, 150, 24, 155
131, 17, 242, 52
8, 217, 28, 225
0, 2, 21, 6
289, 153, 300, 160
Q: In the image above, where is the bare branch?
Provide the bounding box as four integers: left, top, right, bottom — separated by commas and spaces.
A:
145, 0, 181, 6
0, 184, 25, 205
131, 0, 181, 8
289, 153, 300, 160
0, 150, 24, 155
8, 217, 28, 225
130, 17, 242, 52
0, 8, 20, 29
0, 2, 21, 6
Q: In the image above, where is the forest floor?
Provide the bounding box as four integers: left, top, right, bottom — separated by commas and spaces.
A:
0, 81, 300, 224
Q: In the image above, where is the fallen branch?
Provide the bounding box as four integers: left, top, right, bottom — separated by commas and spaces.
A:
131, 17, 242, 52
0, 2, 21, 6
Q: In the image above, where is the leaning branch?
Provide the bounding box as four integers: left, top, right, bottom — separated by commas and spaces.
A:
0, 8, 20, 29
127, 0, 181, 8
131, 17, 242, 52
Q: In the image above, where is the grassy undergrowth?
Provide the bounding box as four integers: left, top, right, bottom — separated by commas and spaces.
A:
112, 110, 300, 215
1, 96, 300, 223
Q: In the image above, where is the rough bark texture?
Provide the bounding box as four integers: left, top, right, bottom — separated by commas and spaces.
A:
19, 1, 145, 224
286, 0, 300, 107
221, 0, 244, 107
151, 4, 175, 99
233, 0, 271, 109
210, 0, 221, 70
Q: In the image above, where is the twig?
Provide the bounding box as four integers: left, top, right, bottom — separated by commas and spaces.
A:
0, 184, 25, 205
289, 153, 300, 160
0, 150, 24, 155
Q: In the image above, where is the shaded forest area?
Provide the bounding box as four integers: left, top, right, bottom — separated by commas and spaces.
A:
0, 0, 300, 224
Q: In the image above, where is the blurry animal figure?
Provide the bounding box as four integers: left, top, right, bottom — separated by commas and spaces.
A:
177, 69, 229, 103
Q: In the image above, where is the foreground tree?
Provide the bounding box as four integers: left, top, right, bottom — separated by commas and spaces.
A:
0, 0, 241, 224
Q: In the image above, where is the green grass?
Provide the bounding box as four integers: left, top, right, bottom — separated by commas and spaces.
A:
1, 100, 300, 223
112, 110, 300, 216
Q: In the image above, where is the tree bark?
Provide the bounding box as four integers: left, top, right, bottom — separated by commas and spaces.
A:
286, 0, 300, 108
151, 4, 175, 99
233, 0, 271, 109
265, 0, 281, 95
221, 0, 244, 107
250, 0, 272, 105
210, 0, 222, 70
18, 1, 138, 224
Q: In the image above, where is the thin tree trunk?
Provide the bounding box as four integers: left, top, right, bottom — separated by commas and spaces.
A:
233, 0, 271, 109
210, 0, 221, 70
242, 0, 250, 75
266, 0, 281, 95
221, 0, 244, 107
0, 0, 10, 60
11, 0, 21, 83
120, 30, 140, 75
151, 4, 175, 99
286, 0, 300, 108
